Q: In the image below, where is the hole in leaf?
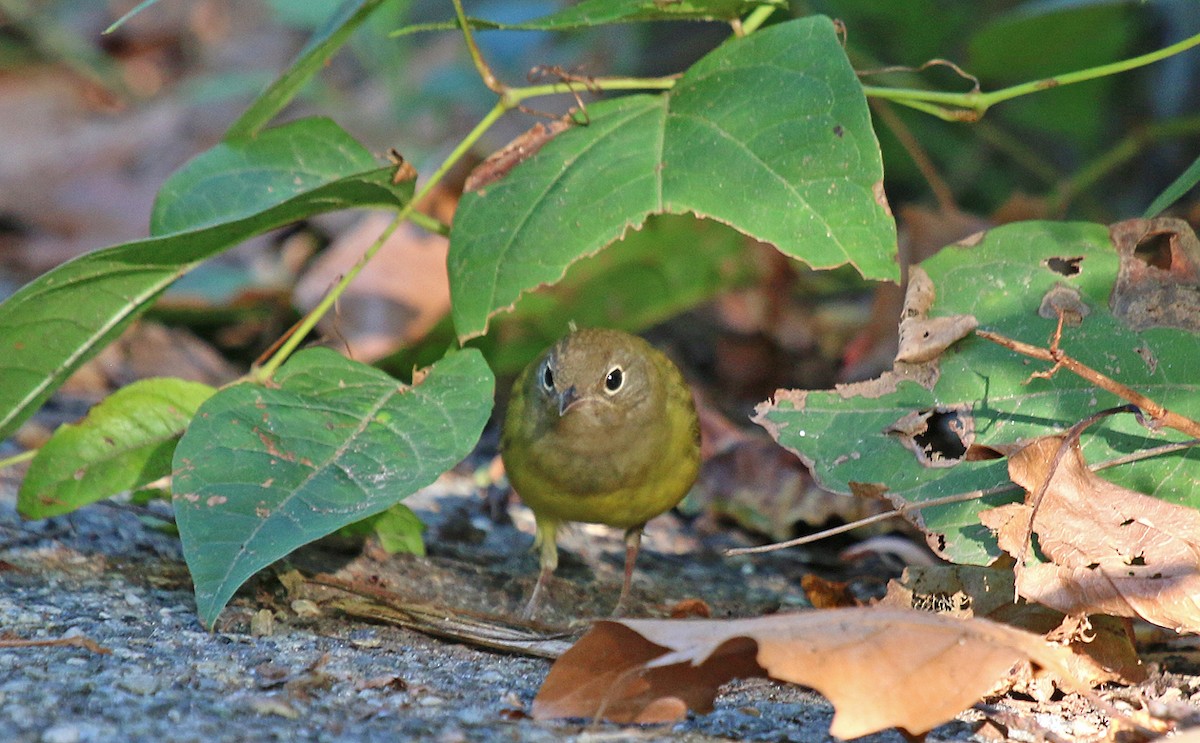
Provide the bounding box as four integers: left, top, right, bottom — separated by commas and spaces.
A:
1045, 256, 1082, 276
1133, 231, 1175, 270
912, 410, 968, 463
886, 407, 974, 467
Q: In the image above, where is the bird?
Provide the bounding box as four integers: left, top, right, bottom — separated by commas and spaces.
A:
501, 327, 701, 619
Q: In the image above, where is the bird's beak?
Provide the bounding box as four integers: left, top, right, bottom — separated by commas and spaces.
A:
557, 385, 579, 416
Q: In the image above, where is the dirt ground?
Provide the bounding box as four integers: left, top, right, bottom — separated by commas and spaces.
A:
4, 461, 1197, 743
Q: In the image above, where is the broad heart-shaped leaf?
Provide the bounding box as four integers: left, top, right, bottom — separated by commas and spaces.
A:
449, 16, 895, 340
755, 220, 1200, 565
172, 348, 494, 629
385, 214, 759, 379
0, 116, 411, 441
18, 378, 215, 519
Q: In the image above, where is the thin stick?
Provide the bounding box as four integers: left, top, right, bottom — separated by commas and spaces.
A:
725, 435, 1198, 556
975, 328, 1200, 438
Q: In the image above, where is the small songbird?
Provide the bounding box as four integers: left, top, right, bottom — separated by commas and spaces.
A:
501, 327, 701, 619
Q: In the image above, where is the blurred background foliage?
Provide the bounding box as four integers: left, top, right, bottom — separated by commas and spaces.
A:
0, 0, 1197, 400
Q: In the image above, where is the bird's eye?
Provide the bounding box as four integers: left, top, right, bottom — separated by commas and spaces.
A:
604, 366, 624, 393
541, 363, 555, 391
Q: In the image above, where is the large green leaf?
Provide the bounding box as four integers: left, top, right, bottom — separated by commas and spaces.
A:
755, 220, 1200, 565
387, 214, 758, 379
172, 348, 494, 629
0, 116, 411, 441
18, 378, 215, 519
449, 16, 896, 340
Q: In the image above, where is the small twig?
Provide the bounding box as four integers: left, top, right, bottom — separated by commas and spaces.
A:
0, 635, 111, 655
304, 574, 575, 658
975, 326, 1200, 438
726, 485, 1019, 556
857, 58, 981, 95
869, 99, 956, 213
726, 427, 1198, 557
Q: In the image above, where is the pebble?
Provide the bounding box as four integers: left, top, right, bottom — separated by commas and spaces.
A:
119, 672, 160, 696
40, 723, 81, 743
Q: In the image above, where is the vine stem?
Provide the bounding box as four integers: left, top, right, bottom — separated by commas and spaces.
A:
739, 4, 779, 36
862, 30, 1200, 121
0, 449, 36, 472
253, 99, 508, 381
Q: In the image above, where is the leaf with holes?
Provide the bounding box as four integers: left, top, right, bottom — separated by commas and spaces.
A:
449, 16, 895, 340
754, 219, 1200, 565
172, 348, 493, 628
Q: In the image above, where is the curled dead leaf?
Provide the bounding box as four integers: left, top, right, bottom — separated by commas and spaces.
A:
980, 435, 1200, 634
895, 266, 978, 364
880, 565, 1144, 688
533, 608, 1097, 739
464, 121, 572, 194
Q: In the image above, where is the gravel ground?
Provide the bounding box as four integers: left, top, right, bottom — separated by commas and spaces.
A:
0, 470, 1161, 743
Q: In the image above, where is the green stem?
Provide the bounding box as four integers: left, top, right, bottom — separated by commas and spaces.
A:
740, 3, 778, 35
253, 101, 509, 381
1049, 113, 1200, 213
514, 77, 676, 103
409, 210, 450, 236
863, 31, 1200, 121
451, 0, 501, 92
0, 448, 36, 471
253, 20, 678, 380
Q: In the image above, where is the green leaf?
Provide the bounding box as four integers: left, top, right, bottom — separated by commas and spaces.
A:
371, 503, 426, 555
0, 116, 411, 442
387, 213, 758, 378
394, 0, 784, 34
18, 378, 215, 519
449, 16, 896, 340
755, 220, 1200, 565
1144, 154, 1200, 218
173, 348, 494, 629
335, 501, 426, 555
226, 0, 389, 139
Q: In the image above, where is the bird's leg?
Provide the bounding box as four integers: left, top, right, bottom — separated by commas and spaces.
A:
521, 517, 560, 620
613, 526, 644, 616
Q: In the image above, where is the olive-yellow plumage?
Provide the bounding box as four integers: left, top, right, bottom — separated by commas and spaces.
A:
501, 328, 701, 618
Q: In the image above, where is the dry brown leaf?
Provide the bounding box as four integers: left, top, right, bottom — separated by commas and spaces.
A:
532, 607, 1096, 738
464, 121, 572, 194
1109, 217, 1200, 333
879, 565, 1144, 688
895, 268, 978, 364
979, 435, 1200, 634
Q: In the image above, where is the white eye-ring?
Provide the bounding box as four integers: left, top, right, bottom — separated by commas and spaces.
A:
604, 366, 624, 394
541, 363, 555, 392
